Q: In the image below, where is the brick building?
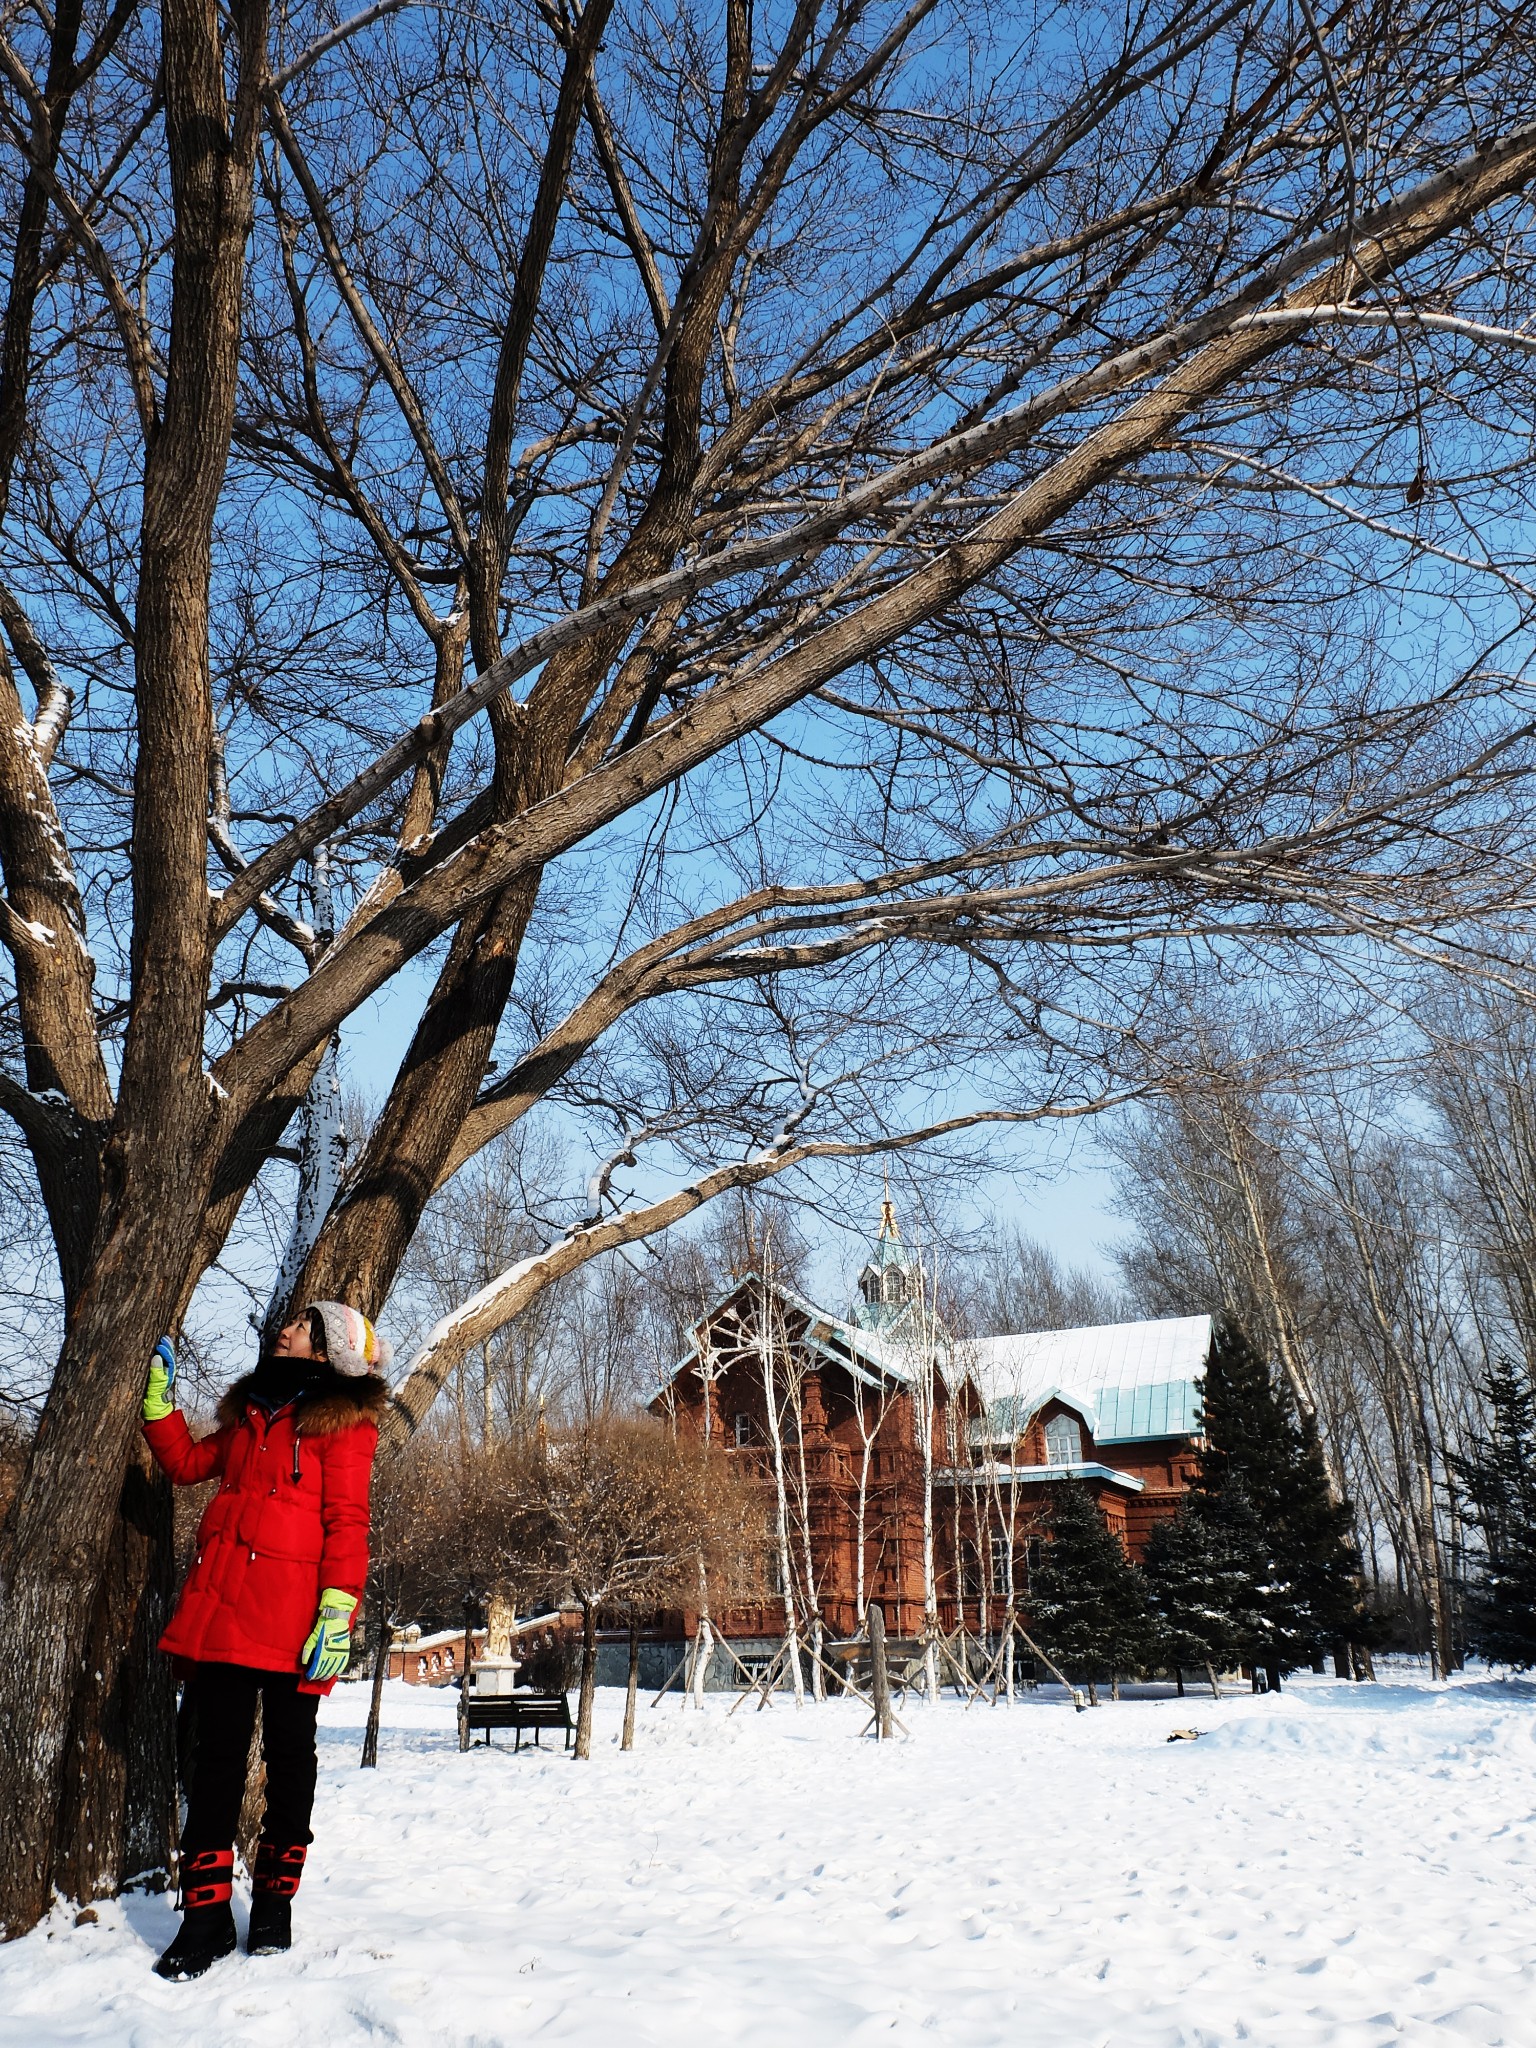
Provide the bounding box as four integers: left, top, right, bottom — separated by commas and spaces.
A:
647, 1205, 1212, 1670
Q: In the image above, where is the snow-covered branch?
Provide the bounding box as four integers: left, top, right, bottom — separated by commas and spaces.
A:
381, 1095, 1128, 1453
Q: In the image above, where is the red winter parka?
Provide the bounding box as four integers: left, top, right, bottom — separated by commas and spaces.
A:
144, 1371, 386, 1696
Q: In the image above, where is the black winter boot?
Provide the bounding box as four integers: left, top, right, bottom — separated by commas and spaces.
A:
154, 1850, 238, 1979
248, 1840, 306, 1955
246, 1890, 291, 1954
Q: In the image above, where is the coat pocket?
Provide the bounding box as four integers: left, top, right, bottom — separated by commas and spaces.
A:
254, 1494, 325, 1563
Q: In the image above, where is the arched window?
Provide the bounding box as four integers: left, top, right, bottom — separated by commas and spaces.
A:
1044, 1412, 1083, 1466
882, 1268, 905, 1304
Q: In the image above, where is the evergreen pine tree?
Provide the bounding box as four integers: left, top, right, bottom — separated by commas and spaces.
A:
1190, 1473, 1274, 1674
1031, 1483, 1154, 1700
1448, 1357, 1536, 1669
1194, 1315, 1366, 1681
1145, 1500, 1245, 1694
1193, 1315, 1313, 1534
1274, 1406, 1368, 1667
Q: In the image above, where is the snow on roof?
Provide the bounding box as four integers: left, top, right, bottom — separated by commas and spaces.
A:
398, 1628, 473, 1653
965, 1314, 1211, 1443
651, 1278, 1208, 1445
654, 1272, 923, 1406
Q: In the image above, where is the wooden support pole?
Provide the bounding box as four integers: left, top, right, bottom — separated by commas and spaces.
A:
647, 1648, 691, 1708
1013, 1621, 1087, 1711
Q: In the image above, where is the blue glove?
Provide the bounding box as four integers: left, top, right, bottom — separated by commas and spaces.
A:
143, 1337, 178, 1423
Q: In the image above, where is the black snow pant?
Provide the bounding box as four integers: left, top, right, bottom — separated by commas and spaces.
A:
180, 1661, 321, 1855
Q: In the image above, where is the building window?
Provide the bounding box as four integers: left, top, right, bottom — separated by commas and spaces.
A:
1044, 1413, 1083, 1466
1025, 1537, 1043, 1581
734, 1412, 752, 1447
990, 1534, 1010, 1596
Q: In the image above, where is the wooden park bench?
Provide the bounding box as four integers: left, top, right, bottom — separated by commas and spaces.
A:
460, 1688, 575, 1753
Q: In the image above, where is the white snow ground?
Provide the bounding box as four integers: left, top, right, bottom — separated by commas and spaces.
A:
4, 1667, 1535, 2046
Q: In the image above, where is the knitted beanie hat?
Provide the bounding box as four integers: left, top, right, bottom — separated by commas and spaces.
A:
307, 1300, 393, 1378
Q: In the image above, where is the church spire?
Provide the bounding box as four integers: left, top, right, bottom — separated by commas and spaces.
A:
853, 1182, 916, 1330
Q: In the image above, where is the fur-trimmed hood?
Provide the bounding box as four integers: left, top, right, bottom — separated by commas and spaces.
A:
218, 1368, 390, 1437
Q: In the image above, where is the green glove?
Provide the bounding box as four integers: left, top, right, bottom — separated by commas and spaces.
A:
142, 1337, 178, 1423
301, 1588, 357, 1681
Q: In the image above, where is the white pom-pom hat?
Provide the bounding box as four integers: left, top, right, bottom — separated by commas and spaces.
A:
307, 1300, 393, 1378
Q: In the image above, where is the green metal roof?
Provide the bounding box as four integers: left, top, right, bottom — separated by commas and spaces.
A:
1092, 1376, 1201, 1442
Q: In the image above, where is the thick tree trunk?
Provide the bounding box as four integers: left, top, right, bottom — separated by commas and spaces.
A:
0, 1254, 208, 1933
574, 1600, 597, 1759
235, 1700, 265, 1877
295, 878, 538, 1313
51, 1445, 177, 1901
0, 0, 266, 1935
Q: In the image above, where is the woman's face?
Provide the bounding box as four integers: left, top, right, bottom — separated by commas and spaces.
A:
273, 1315, 323, 1361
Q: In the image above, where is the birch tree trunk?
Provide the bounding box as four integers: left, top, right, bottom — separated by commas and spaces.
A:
792, 1391, 825, 1702
760, 1301, 804, 1706
920, 1355, 939, 1707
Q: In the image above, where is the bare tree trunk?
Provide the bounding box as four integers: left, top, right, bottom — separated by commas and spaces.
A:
574, 1599, 597, 1759
917, 1327, 939, 1707
759, 1283, 804, 1705
868, 1604, 894, 1742
855, 1427, 872, 1627
360, 1627, 391, 1771
621, 1614, 639, 1751
791, 1395, 824, 1702
51, 1447, 178, 1899
236, 1700, 265, 1877
689, 1613, 713, 1710
0, 0, 269, 1934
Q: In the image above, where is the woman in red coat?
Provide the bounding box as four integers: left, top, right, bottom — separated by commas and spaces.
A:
142, 1300, 391, 1980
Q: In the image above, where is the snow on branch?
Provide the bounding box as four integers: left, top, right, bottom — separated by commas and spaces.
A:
380, 1091, 1135, 1454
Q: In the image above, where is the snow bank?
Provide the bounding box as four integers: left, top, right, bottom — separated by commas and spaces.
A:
5, 1670, 1536, 2045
